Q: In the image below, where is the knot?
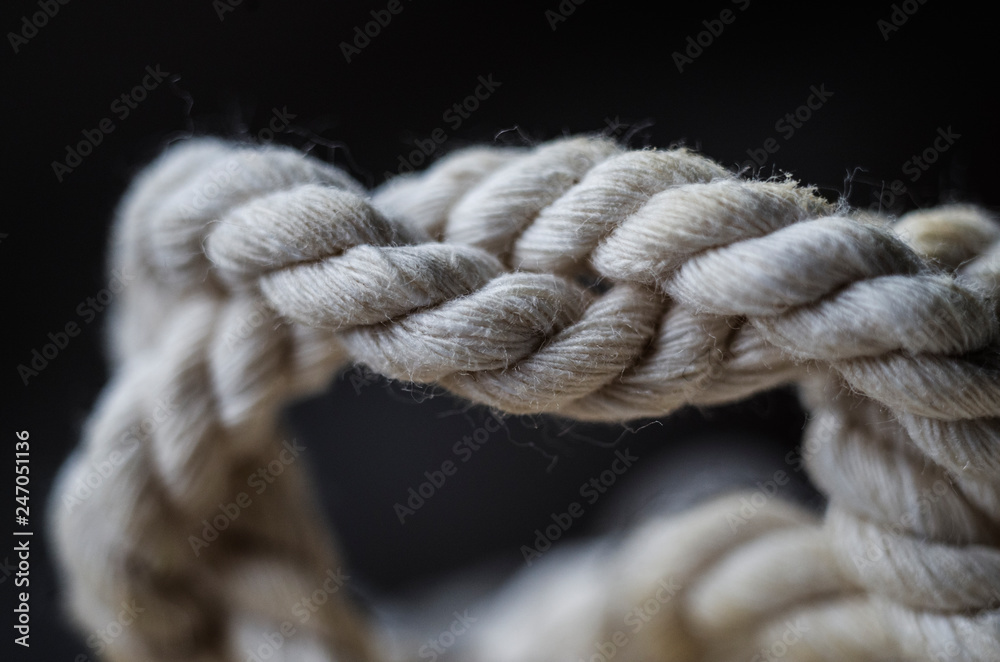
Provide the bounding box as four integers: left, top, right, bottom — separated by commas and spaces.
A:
52, 134, 1000, 661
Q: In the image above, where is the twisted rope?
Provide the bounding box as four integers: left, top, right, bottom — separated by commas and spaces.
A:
51, 135, 1000, 661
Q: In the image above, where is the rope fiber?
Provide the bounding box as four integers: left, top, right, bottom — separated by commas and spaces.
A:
50, 135, 1000, 661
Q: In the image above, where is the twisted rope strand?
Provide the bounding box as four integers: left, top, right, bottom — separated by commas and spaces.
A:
50, 135, 1000, 662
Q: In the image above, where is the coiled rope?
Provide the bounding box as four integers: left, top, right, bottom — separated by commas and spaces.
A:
50, 135, 1000, 661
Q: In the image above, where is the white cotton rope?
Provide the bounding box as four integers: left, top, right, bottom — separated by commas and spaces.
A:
48, 135, 1000, 661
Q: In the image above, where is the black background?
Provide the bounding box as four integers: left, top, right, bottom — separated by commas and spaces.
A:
2, 0, 996, 659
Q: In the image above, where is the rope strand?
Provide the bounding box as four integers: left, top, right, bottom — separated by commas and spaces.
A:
51, 135, 1000, 661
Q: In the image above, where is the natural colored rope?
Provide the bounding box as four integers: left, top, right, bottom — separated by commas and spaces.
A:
50, 135, 1000, 661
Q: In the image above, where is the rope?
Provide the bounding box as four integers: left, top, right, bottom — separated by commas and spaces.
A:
50, 135, 1000, 661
